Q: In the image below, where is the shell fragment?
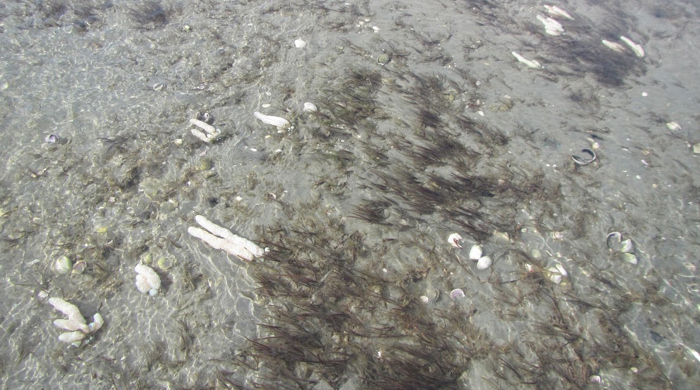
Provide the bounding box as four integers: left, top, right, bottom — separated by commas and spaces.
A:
448, 233, 463, 248
546, 264, 567, 284
666, 122, 681, 131
607, 232, 638, 265
476, 256, 492, 270
303, 102, 318, 112
450, 288, 465, 299
469, 245, 483, 260
572, 149, 596, 165
621, 253, 638, 265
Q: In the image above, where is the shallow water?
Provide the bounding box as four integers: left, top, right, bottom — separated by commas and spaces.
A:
0, 0, 699, 389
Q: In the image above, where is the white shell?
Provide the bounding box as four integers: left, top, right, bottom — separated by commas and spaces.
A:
476, 256, 492, 270
448, 233, 463, 248
52, 255, 72, 275
555, 264, 568, 277
450, 288, 465, 299
547, 266, 565, 284
294, 38, 306, 48
420, 295, 429, 304
619, 239, 634, 253
303, 102, 318, 112
254, 112, 290, 129
666, 121, 681, 131
135, 264, 161, 294
622, 253, 638, 265
469, 245, 483, 260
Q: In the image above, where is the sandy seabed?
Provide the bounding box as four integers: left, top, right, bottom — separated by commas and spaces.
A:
0, 1, 699, 389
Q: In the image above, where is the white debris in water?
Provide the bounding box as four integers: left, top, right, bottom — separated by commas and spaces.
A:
537, 15, 564, 36
620, 36, 645, 58
476, 256, 492, 270
135, 264, 162, 296
602, 40, 626, 53
188, 215, 264, 261
189, 118, 221, 143
469, 245, 483, 260
512, 52, 542, 69
48, 297, 103, 347
254, 111, 291, 129
544, 5, 574, 20
448, 233, 463, 248
303, 102, 318, 112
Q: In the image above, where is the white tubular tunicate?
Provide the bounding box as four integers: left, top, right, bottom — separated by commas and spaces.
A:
89, 313, 104, 333
192, 215, 264, 259
134, 264, 161, 295
49, 297, 86, 323
58, 331, 86, 344
254, 112, 290, 129
188, 226, 258, 261
53, 319, 90, 333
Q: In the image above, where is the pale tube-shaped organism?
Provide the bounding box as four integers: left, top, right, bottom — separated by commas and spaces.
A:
54, 319, 90, 334
254, 112, 291, 129
188, 227, 259, 261
193, 215, 264, 258
620, 36, 644, 58
188, 215, 263, 261
59, 331, 86, 344
88, 313, 104, 333
512, 52, 542, 69
602, 40, 626, 53
49, 297, 86, 323
134, 264, 161, 295
190, 118, 221, 143
544, 5, 573, 20
537, 15, 564, 36
49, 297, 103, 346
